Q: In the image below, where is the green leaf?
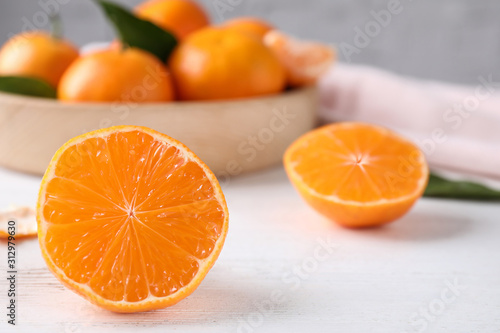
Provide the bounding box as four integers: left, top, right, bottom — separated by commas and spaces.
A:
95, 0, 178, 62
424, 173, 500, 200
0, 76, 57, 99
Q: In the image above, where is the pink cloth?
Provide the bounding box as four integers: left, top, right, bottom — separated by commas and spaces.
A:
319, 64, 500, 179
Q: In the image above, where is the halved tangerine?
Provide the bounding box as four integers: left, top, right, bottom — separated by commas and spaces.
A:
284, 122, 428, 228
37, 126, 229, 312
264, 30, 335, 87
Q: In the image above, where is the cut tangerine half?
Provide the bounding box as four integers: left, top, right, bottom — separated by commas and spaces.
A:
37, 126, 229, 312
264, 30, 335, 87
284, 122, 428, 228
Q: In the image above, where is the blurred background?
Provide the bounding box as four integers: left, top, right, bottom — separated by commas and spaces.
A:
0, 0, 499, 84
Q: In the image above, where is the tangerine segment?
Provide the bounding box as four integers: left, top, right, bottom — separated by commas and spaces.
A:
284, 123, 428, 228
37, 126, 229, 312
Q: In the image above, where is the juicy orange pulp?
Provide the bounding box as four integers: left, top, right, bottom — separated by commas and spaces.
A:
37, 126, 228, 312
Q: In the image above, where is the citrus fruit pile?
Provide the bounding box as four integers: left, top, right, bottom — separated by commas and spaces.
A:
0, 0, 336, 102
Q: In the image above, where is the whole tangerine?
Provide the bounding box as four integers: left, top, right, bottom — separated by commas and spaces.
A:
58, 48, 174, 103
136, 0, 209, 41
0, 31, 79, 88
169, 27, 286, 101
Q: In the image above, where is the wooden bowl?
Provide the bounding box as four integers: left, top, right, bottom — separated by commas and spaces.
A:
0, 87, 317, 177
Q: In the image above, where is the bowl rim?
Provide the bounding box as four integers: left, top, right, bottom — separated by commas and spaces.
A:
0, 85, 317, 109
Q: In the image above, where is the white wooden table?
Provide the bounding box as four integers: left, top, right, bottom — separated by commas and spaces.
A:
0, 166, 499, 333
